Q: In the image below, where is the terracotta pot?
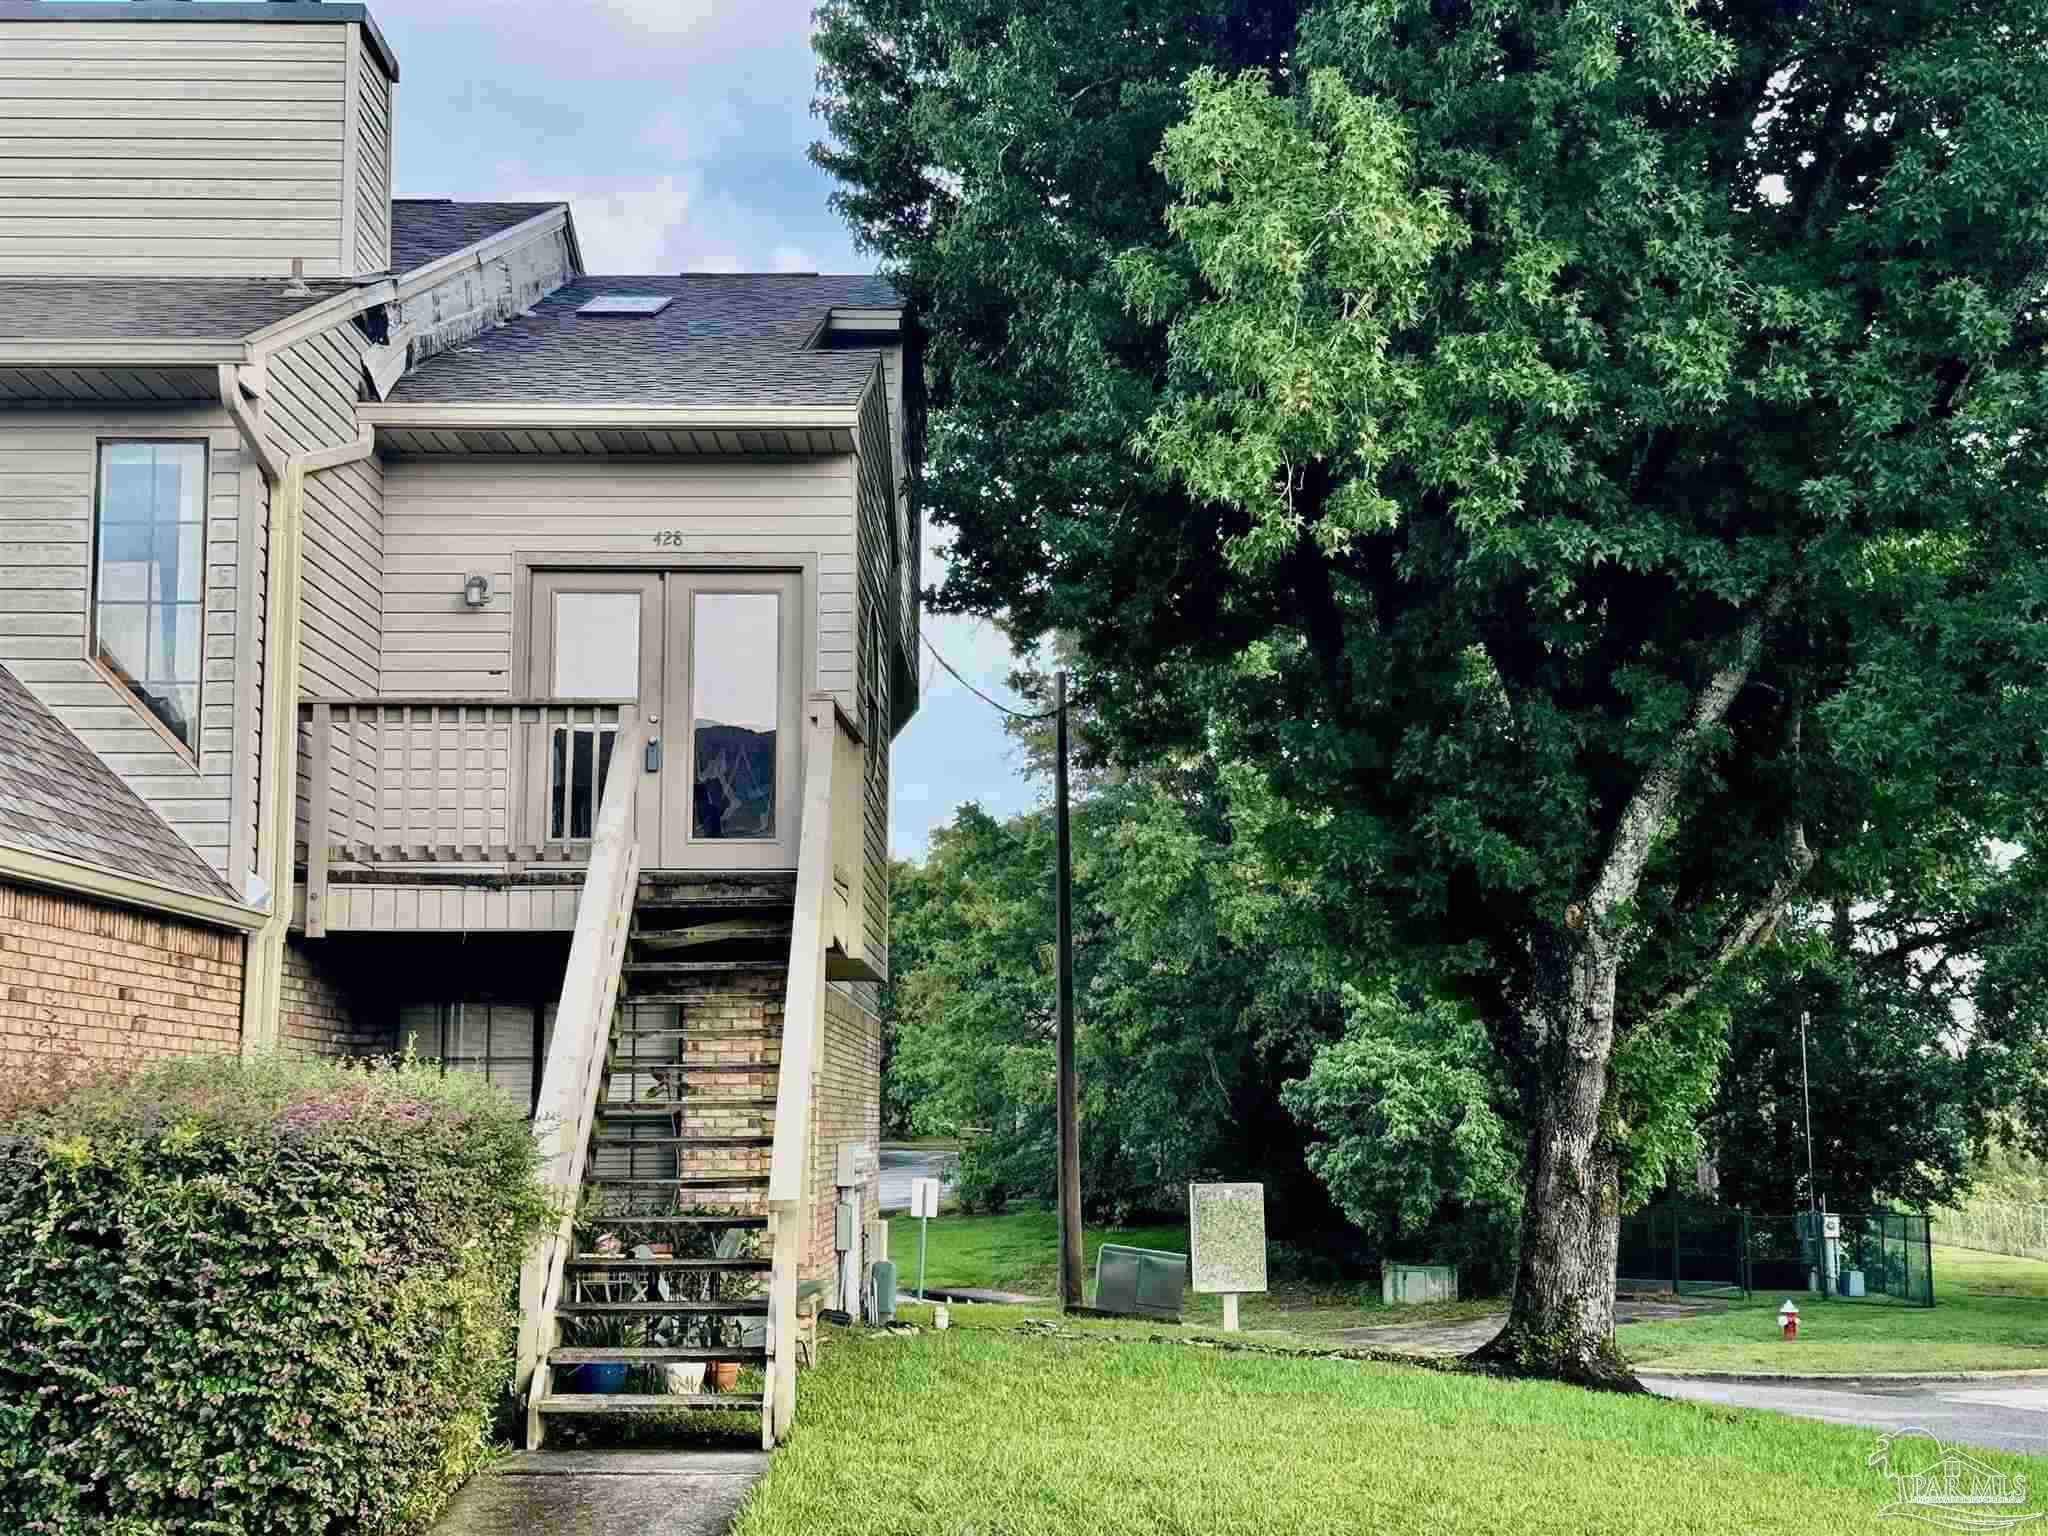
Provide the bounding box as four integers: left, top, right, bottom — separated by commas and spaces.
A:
707, 1360, 741, 1393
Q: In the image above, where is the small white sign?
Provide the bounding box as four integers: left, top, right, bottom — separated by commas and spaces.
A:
1823, 1214, 1842, 1239
910, 1176, 942, 1220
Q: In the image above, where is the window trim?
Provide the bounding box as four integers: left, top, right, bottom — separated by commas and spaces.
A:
87, 436, 210, 768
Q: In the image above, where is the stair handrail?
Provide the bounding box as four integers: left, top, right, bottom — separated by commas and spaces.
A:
763, 695, 858, 1443
513, 710, 645, 1431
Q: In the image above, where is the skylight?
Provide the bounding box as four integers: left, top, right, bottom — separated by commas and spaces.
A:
577, 295, 673, 316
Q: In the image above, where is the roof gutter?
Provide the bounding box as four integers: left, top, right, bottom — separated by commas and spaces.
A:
0, 842, 267, 934
215, 359, 376, 1056
358, 402, 863, 431
0, 339, 247, 367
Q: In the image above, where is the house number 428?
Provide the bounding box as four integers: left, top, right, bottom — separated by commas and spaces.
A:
652, 530, 690, 547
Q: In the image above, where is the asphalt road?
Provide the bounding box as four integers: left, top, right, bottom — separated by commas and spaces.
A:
1645, 1375, 2048, 1456
879, 1145, 958, 1213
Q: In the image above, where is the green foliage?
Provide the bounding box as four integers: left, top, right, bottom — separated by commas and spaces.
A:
1282, 988, 1521, 1283
819, 0, 2048, 1337
0, 1053, 551, 1536
885, 768, 1347, 1225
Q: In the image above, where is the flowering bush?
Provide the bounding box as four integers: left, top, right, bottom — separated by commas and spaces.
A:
0, 1053, 551, 1535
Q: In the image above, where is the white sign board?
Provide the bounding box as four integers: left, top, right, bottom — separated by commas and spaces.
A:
1189, 1182, 1267, 1295
910, 1176, 942, 1220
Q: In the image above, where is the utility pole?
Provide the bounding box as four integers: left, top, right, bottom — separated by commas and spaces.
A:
1055, 671, 1083, 1310
1799, 1009, 1817, 1214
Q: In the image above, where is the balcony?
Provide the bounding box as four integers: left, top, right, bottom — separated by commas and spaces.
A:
295, 696, 637, 935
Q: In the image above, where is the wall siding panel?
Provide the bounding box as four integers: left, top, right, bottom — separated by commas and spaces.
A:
378, 455, 859, 703
0, 20, 394, 277
0, 410, 249, 875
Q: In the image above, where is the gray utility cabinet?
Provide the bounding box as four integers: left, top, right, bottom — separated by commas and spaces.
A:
1093, 1245, 1188, 1319
1382, 1263, 1459, 1305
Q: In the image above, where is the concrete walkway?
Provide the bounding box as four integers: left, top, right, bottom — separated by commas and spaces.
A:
1329, 1298, 1721, 1356
432, 1450, 768, 1536
1644, 1376, 2048, 1457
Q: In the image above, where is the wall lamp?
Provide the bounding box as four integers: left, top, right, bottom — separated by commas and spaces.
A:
463, 574, 492, 609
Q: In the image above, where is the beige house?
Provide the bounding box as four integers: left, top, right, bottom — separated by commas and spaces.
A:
0, 1, 920, 1450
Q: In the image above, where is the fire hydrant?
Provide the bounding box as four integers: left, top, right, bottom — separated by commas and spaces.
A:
1779, 1300, 1800, 1341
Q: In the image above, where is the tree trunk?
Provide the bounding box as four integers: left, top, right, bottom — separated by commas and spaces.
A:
1470, 947, 1644, 1391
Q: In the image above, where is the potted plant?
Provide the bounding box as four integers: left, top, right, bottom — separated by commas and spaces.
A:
557, 1311, 636, 1395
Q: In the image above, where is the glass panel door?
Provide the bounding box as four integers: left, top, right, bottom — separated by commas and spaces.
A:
660, 572, 802, 868
528, 572, 664, 851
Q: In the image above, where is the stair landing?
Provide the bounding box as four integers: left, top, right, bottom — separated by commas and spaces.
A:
432, 1449, 768, 1536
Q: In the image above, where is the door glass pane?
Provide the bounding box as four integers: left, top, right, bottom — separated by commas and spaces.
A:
691, 591, 779, 840
552, 591, 640, 698
549, 723, 616, 841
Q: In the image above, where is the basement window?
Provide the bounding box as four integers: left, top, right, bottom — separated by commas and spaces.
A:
91, 441, 207, 758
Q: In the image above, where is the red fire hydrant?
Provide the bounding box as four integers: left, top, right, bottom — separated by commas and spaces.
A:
1779, 1300, 1800, 1340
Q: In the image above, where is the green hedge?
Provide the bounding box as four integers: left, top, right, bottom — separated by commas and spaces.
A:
0, 1053, 552, 1536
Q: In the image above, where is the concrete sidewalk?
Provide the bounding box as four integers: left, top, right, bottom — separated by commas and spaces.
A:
1644, 1375, 2048, 1457
432, 1449, 768, 1536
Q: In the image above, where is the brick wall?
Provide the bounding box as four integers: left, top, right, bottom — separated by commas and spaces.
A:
0, 879, 243, 1066
807, 987, 883, 1300
279, 936, 390, 1059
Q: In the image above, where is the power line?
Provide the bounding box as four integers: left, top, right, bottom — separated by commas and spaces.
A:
919, 629, 1060, 721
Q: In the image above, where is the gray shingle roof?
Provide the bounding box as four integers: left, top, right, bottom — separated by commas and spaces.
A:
0, 665, 240, 906
0, 279, 354, 341
386, 274, 902, 408
391, 200, 566, 275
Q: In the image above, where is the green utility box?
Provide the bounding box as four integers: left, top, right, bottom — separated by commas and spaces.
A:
1382, 1263, 1458, 1305
1093, 1245, 1187, 1319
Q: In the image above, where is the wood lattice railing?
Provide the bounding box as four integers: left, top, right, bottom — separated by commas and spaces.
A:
297, 696, 636, 935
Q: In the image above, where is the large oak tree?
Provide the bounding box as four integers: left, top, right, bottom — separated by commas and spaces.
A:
816, 0, 2048, 1382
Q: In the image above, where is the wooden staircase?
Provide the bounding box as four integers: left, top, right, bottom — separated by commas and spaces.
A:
515, 697, 868, 1454
531, 875, 797, 1444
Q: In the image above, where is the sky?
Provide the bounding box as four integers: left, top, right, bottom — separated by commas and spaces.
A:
368, 0, 1044, 859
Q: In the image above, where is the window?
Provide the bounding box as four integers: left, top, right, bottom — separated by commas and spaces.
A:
691, 591, 780, 839
400, 1001, 545, 1116
92, 441, 207, 756
548, 590, 637, 839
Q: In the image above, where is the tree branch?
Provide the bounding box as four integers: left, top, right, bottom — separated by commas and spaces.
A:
1588, 592, 1789, 926
1640, 821, 1817, 1030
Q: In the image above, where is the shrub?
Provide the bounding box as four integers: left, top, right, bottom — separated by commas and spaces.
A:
0, 1053, 552, 1536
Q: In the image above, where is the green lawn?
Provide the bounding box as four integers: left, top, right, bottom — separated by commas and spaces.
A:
1623, 1246, 2048, 1375
734, 1304, 2048, 1536
886, 1207, 1500, 1336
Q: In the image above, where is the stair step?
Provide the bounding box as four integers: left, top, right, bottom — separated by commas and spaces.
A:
631, 922, 792, 949
586, 1175, 770, 1190
591, 1135, 772, 1149
600, 1098, 776, 1114
566, 1256, 771, 1272
600, 1063, 773, 1076
626, 961, 783, 976
574, 1214, 768, 1229
549, 1347, 768, 1365
539, 1392, 765, 1415
612, 1028, 782, 1041
559, 1300, 766, 1316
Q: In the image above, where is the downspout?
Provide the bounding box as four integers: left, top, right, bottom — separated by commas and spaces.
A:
220, 360, 375, 1056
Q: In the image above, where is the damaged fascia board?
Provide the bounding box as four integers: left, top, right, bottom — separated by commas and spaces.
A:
385, 206, 578, 381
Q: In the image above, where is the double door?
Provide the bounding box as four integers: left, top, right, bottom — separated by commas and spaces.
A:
529, 568, 801, 868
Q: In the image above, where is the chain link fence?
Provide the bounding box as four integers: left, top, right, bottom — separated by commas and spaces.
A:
1618, 1205, 1934, 1306
1931, 1200, 2048, 1261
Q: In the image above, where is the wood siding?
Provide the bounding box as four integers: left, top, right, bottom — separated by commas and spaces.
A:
0, 407, 251, 874
852, 379, 894, 984
259, 320, 385, 863
343, 26, 392, 275
377, 456, 858, 703
0, 20, 394, 277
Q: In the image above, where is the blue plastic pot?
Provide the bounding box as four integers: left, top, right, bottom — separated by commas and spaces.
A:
561, 1363, 628, 1395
